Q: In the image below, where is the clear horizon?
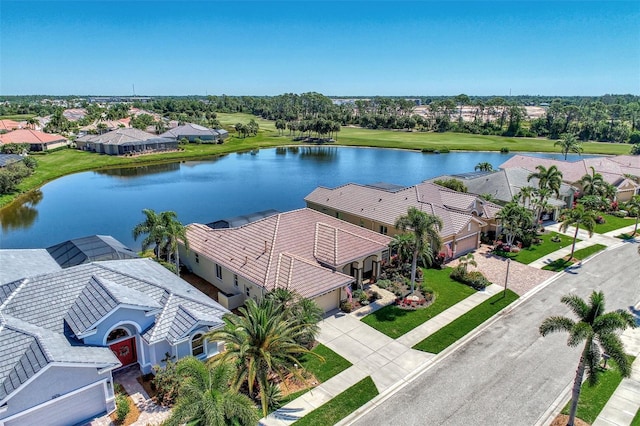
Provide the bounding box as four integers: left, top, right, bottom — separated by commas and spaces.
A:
2, 1, 639, 97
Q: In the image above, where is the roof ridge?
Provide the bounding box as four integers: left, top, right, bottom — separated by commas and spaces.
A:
147, 292, 173, 342
0, 278, 29, 313
317, 221, 388, 252
263, 214, 280, 285
4, 322, 52, 363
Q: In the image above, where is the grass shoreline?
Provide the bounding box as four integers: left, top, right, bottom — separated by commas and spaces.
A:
1, 113, 633, 209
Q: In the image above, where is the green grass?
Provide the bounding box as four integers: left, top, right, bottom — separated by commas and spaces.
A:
2, 112, 632, 208
361, 267, 476, 338
300, 343, 352, 383
413, 290, 519, 353
494, 232, 576, 264
588, 214, 638, 234
0, 114, 35, 121
292, 376, 378, 426
541, 244, 607, 271
561, 356, 635, 424
632, 408, 640, 426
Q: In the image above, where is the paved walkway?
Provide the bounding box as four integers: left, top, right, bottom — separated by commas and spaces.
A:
261, 283, 503, 425
592, 323, 640, 426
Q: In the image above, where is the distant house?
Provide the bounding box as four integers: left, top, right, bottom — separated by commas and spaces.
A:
0, 129, 68, 152
305, 182, 502, 258
429, 168, 577, 221
0, 154, 24, 168
0, 119, 21, 132
78, 119, 129, 135
180, 208, 392, 312
75, 128, 177, 155
0, 255, 229, 426
500, 155, 640, 202
46, 235, 139, 268
160, 123, 229, 143
62, 108, 87, 121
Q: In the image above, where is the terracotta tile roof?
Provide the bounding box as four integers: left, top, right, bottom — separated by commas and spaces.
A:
185, 208, 391, 299
0, 120, 21, 131
305, 182, 494, 239
0, 129, 67, 145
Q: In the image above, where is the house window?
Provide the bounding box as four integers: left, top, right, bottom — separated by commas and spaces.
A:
195, 253, 199, 264
359, 220, 364, 227
192, 333, 205, 357
335, 212, 342, 219
215, 264, 222, 280
234, 274, 238, 287
245, 286, 250, 297
382, 249, 390, 263
380, 225, 388, 235
107, 328, 129, 343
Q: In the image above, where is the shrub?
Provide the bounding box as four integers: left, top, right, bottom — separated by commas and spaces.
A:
421, 147, 437, 153
115, 394, 130, 423
596, 216, 606, 224
450, 266, 490, 290
376, 279, 391, 290
439, 146, 450, 153
340, 300, 353, 313
352, 289, 366, 303
611, 210, 627, 218
368, 291, 382, 302
500, 147, 510, 153
152, 359, 180, 406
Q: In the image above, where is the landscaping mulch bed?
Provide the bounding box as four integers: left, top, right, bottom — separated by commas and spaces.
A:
550, 414, 590, 426
109, 394, 141, 426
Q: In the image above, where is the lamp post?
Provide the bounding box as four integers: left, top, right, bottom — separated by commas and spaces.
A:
503, 258, 511, 298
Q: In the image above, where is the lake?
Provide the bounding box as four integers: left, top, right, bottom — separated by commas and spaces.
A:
0, 147, 595, 250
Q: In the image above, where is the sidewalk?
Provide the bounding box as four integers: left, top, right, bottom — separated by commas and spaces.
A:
592, 326, 640, 426
261, 284, 503, 425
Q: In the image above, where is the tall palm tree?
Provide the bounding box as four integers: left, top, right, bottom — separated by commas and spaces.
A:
394, 207, 443, 294
555, 133, 583, 160
207, 299, 319, 417
265, 288, 322, 347
627, 195, 640, 235
132, 208, 166, 258
528, 164, 563, 198
164, 357, 259, 426
474, 162, 494, 172
161, 211, 188, 276
515, 185, 536, 209
496, 202, 533, 246
540, 291, 636, 426
579, 166, 606, 196
390, 233, 414, 265
559, 205, 597, 259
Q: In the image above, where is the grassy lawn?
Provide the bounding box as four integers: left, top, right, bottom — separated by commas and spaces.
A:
0, 114, 36, 120
632, 408, 640, 426
561, 356, 635, 424
1, 112, 631, 208
579, 213, 638, 234
361, 267, 476, 339
413, 290, 519, 353
494, 232, 576, 264
292, 376, 378, 426
541, 244, 607, 272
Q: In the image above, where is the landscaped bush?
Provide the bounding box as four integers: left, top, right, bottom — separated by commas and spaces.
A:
368, 291, 382, 302
340, 300, 353, 313
450, 265, 491, 290
115, 393, 130, 423
439, 146, 450, 153
152, 359, 180, 406
352, 289, 367, 304
376, 279, 391, 290
596, 215, 606, 224
611, 210, 627, 218
421, 147, 437, 153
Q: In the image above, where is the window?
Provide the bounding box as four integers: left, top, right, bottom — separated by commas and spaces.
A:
195, 253, 199, 264
359, 220, 364, 227
234, 274, 238, 287
215, 264, 222, 280
245, 286, 250, 297
106, 328, 129, 343
192, 333, 205, 357
336, 212, 342, 219
379, 225, 388, 235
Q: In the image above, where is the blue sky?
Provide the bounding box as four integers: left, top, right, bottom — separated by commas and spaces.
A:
1, 1, 638, 96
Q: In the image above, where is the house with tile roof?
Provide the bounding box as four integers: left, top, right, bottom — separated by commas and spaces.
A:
180, 208, 392, 312
160, 123, 229, 143
75, 128, 177, 155
500, 155, 640, 202
46, 235, 139, 268
0, 256, 228, 426
0, 120, 21, 132
429, 168, 577, 221
0, 129, 68, 152
305, 182, 501, 259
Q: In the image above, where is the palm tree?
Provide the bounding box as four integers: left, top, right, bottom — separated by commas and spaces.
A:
394, 207, 443, 294
164, 357, 259, 426
457, 253, 477, 274
496, 202, 534, 246
475, 162, 494, 172
540, 291, 636, 426
515, 185, 536, 209
579, 166, 606, 196
132, 209, 166, 258
390, 233, 414, 265
161, 211, 188, 276
627, 195, 640, 235
555, 133, 583, 160
207, 299, 319, 417
265, 288, 322, 347
559, 205, 597, 259
528, 164, 563, 198
26, 117, 39, 130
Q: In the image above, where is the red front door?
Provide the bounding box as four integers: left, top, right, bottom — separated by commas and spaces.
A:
109, 336, 137, 367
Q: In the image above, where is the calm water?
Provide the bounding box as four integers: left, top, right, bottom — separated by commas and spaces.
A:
0, 147, 595, 250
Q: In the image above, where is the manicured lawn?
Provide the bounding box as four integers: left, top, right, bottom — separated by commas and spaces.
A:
494, 232, 576, 264
413, 290, 519, 353
632, 408, 640, 426
561, 356, 635, 424
579, 213, 637, 234
541, 244, 607, 272
361, 267, 476, 338
292, 376, 378, 426
0, 114, 36, 120
300, 343, 352, 383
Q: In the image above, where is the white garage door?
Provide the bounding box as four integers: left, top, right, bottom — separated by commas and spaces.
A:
314, 289, 340, 313
5, 382, 107, 426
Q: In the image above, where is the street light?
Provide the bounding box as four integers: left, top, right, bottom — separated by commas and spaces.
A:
503, 258, 511, 298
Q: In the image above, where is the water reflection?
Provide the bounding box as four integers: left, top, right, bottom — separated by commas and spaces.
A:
0, 189, 43, 232
299, 146, 338, 162
96, 162, 180, 177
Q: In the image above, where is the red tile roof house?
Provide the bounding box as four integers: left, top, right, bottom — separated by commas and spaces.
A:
500, 155, 640, 202
180, 208, 392, 312
0, 129, 68, 152
0, 119, 22, 132
305, 182, 502, 259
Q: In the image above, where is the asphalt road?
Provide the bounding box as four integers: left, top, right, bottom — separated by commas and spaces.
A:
350, 241, 640, 426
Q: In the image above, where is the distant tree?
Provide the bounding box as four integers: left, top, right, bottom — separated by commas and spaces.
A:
474, 162, 493, 172
433, 178, 467, 193
559, 204, 597, 259
26, 117, 38, 130
555, 133, 583, 160
631, 144, 640, 155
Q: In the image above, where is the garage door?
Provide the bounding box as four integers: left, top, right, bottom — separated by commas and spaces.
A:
455, 233, 479, 257
314, 289, 340, 313
5, 382, 107, 426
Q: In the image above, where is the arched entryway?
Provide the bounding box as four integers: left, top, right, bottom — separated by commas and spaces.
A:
106, 325, 138, 367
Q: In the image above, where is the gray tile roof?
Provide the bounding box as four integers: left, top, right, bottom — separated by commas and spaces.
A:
76, 128, 174, 146
0, 258, 229, 401
46, 235, 139, 268
0, 250, 62, 285
160, 123, 227, 139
